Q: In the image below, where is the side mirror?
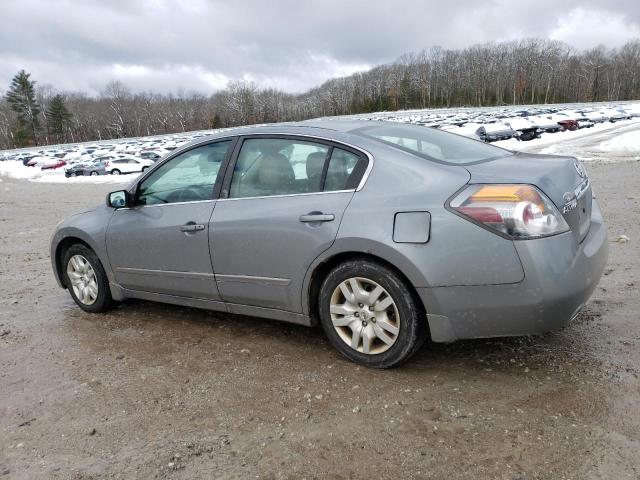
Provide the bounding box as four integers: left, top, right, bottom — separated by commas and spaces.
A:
107, 190, 130, 209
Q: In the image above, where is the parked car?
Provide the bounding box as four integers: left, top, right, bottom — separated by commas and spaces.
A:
26, 156, 46, 167
585, 111, 608, 123
577, 118, 595, 129
139, 150, 168, 161
20, 154, 37, 166
50, 121, 608, 368
476, 123, 517, 142
528, 115, 563, 133
504, 118, 542, 141
41, 159, 68, 170
103, 156, 154, 175
440, 123, 482, 141
65, 160, 107, 177
603, 108, 630, 122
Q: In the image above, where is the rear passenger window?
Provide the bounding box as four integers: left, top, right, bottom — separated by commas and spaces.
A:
229, 138, 329, 198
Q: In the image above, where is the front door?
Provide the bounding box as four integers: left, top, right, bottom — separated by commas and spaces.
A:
106, 139, 233, 299
210, 136, 367, 312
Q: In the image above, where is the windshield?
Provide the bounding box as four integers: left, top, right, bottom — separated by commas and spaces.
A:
353, 123, 511, 165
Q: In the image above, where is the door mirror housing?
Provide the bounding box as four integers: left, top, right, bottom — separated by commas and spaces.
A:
107, 190, 130, 209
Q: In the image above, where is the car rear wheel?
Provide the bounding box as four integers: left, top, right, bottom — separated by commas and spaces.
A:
142, 166, 149, 172
111, 169, 121, 175
90, 171, 98, 176
63, 244, 116, 313
318, 259, 427, 368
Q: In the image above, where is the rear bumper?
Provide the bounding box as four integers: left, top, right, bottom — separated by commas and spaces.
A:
419, 199, 608, 342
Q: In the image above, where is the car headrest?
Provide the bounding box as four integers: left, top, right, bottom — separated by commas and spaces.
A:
306, 151, 326, 180
257, 153, 295, 188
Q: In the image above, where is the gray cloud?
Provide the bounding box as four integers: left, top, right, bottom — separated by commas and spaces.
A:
1, 0, 639, 95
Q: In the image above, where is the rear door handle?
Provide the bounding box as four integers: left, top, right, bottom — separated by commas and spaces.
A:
299, 213, 335, 223
180, 223, 205, 232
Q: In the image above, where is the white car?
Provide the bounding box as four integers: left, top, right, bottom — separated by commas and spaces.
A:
104, 156, 154, 175
585, 111, 609, 123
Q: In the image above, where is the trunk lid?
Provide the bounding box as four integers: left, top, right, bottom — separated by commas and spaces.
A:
464, 152, 592, 242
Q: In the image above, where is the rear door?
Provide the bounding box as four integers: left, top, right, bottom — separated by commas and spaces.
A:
210, 136, 369, 312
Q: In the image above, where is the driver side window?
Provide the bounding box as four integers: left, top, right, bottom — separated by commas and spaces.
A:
137, 140, 232, 205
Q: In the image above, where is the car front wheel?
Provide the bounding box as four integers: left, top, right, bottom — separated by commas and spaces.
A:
318, 259, 427, 368
63, 244, 115, 313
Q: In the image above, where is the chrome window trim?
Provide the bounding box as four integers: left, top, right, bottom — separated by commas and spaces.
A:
217, 189, 355, 202
136, 199, 215, 208
114, 199, 215, 211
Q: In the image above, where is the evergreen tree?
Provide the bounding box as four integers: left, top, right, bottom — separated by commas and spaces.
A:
5, 70, 41, 146
46, 94, 73, 142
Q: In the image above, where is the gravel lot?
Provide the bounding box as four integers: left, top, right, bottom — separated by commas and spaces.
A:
1, 127, 639, 479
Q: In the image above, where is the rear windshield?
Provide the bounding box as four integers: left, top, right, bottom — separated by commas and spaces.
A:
353, 123, 511, 165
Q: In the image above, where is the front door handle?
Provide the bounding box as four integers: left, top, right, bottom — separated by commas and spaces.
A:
299, 213, 335, 223
180, 223, 205, 232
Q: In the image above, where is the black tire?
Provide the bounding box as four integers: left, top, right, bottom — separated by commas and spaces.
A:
111, 169, 121, 175
318, 259, 427, 368
62, 243, 116, 313
90, 171, 98, 176
142, 166, 149, 172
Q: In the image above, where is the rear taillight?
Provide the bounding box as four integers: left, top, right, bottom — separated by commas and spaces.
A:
449, 184, 569, 239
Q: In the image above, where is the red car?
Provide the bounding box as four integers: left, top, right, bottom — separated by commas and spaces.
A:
41, 160, 68, 170
557, 119, 578, 131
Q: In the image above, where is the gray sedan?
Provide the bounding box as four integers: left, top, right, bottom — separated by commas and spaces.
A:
50, 121, 608, 367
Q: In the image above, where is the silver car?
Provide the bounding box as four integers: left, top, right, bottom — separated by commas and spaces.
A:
50, 121, 608, 368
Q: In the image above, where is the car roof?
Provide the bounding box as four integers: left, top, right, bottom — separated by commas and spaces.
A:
164, 119, 383, 154
198, 119, 383, 139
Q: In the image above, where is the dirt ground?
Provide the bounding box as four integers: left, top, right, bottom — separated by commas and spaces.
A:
1, 129, 639, 479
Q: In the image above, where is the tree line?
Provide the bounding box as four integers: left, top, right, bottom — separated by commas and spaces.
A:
2, 38, 640, 149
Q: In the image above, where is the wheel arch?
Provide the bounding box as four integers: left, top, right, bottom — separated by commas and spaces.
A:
304, 247, 429, 332
53, 236, 93, 288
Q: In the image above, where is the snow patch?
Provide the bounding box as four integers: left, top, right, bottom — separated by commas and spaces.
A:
0, 161, 135, 184
599, 130, 640, 152
495, 119, 640, 158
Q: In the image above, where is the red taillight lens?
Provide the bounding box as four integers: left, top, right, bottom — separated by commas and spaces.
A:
456, 206, 503, 223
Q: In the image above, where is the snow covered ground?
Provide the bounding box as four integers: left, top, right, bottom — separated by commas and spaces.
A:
0, 161, 135, 184
494, 118, 640, 156
598, 129, 640, 154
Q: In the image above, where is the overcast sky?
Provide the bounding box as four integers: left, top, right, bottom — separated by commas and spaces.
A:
1, 0, 639, 96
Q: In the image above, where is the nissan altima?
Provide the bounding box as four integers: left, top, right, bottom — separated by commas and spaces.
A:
50, 120, 608, 368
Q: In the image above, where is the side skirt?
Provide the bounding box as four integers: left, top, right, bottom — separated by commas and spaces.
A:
110, 283, 312, 327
